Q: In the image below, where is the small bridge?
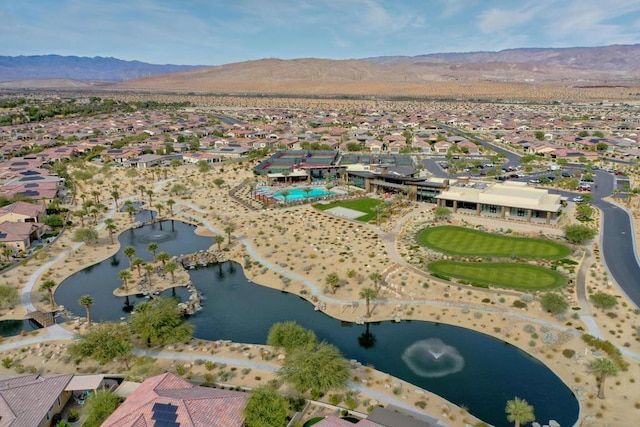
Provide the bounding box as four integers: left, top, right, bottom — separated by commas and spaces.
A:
26, 310, 55, 328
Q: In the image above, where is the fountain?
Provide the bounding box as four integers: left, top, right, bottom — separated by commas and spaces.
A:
53, 219, 579, 427
401, 338, 465, 378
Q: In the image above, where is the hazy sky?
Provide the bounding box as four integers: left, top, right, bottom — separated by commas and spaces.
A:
2, 0, 640, 65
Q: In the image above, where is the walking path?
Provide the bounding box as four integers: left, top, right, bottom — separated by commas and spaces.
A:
1, 178, 637, 427
136, 348, 449, 427
20, 179, 173, 314
174, 199, 640, 362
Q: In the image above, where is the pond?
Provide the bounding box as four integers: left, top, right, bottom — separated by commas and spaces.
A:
54, 220, 579, 427
54, 220, 211, 321
0, 319, 41, 338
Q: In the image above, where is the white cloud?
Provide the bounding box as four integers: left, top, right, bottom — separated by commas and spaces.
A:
477, 2, 545, 34
437, 0, 471, 19
535, 0, 640, 47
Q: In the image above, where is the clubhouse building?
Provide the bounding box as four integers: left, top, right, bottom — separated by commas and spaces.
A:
254, 151, 565, 224
435, 181, 564, 224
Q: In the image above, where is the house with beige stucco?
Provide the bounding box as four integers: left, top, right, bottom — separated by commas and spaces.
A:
436, 181, 564, 225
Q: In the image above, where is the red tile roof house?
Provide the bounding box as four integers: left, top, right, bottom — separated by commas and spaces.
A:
0, 200, 45, 223
102, 372, 248, 427
0, 221, 45, 252
0, 373, 74, 427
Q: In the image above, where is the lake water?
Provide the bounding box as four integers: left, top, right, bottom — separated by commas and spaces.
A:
54, 220, 579, 427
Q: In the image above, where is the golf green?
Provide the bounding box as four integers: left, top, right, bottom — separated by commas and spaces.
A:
428, 261, 566, 289
418, 226, 570, 259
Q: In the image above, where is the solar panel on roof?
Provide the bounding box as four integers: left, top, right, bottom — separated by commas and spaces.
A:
152, 403, 177, 413
152, 411, 177, 422
152, 402, 179, 426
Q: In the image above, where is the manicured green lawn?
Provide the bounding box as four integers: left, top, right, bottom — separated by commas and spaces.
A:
313, 197, 382, 222
428, 261, 566, 290
418, 226, 571, 259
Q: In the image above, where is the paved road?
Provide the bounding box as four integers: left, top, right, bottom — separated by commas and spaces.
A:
433, 124, 640, 308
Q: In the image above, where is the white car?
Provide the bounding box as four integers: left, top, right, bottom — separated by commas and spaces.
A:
572, 196, 584, 202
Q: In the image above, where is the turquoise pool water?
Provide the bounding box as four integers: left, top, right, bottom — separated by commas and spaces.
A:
273, 187, 335, 201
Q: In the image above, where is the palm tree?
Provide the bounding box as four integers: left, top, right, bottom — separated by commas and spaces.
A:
224, 225, 234, 244
167, 199, 176, 215
369, 271, 383, 290
372, 205, 384, 226
89, 207, 99, 225
39, 279, 56, 309
154, 203, 164, 217
137, 185, 146, 199
157, 251, 170, 266
104, 218, 116, 244
125, 203, 136, 223
91, 190, 100, 203
132, 257, 144, 278
359, 287, 378, 318
505, 397, 535, 427
123, 246, 136, 270
147, 242, 158, 262
325, 272, 340, 294
302, 186, 312, 202
280, 190, 290, 205
146, 189, 154, 206
111, 190, 120, 208
144, 264, 154, 286
213, 235, 225, 251
588, 357, 618, 399
78, 295, 94, 327
118, 269, 132, 292
165, 261, 178, 283
73, 209, 87, 227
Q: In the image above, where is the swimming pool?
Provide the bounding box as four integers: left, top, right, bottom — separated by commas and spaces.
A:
272, 187, 335, 201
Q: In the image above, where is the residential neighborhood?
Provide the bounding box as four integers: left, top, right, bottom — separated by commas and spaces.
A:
0, 93, 638, 427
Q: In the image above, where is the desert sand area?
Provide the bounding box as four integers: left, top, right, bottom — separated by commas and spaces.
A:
1, 159, 639, 427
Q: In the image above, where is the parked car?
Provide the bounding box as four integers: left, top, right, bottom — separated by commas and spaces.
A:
547, 175, 556, 181
573, 196, 584, 202
529, 178, 540, 184
561, 171, 572, 178
578, 184, 591, 191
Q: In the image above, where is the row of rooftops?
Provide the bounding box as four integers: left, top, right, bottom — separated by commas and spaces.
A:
0, 372, 439, 427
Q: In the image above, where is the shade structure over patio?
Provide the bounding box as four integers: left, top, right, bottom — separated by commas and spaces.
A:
64, 374, 104, 392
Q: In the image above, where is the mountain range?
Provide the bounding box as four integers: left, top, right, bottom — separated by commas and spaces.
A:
0, 55, 204, 82
1, 45, 639, 100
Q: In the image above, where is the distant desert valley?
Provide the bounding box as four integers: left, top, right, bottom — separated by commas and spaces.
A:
2, 44, 640, 103
0, 44, 639, 427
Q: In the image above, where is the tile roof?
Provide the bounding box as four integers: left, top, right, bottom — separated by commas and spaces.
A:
102, 373, 247, 427
0, 201, 44, 218
0, 373, 73, 427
